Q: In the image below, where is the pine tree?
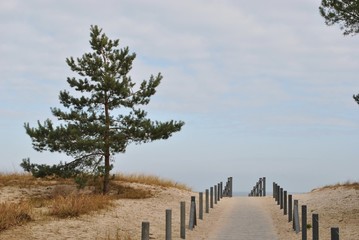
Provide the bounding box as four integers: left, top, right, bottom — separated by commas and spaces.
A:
319, 1, 359, 104
319, 0, 359, 36
23, 25, 184, 194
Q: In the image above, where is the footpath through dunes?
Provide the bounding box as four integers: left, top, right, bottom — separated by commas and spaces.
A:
187, 196, 278, 240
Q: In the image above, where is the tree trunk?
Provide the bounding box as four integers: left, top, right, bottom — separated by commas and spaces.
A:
103, 153, 110, 194
103, 93, 111, 194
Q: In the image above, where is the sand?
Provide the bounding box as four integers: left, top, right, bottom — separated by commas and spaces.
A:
0, 183, 358, 239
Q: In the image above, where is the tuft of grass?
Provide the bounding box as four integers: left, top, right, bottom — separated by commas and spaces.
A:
114, 173, 191, 191
0, 172, 73, 188
0, 201, 32, 231
49, 193, 113, 218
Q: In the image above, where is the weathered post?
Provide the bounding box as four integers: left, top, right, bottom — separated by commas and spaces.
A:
214, 185, 217, 204
220, 182, 223, 198
180, 202, 185, 239
205, 189, 209, 213
284, 191, 287, 215
263, 177, 266, 196
302, 205, 307, 240
199, 192, 203, 220
331, 227, 339, 240
277, 185, 280, 205
210, 187, 214, 208
280, 188, 283, 209
229, 177, 233, 197
217, 183, 221, 202
293, 200, 300, 233
273, 182, 276, 199
189, 196, 197, 230
312, 214, 319, 240
288, 194, 293, 222
141, 222, 150, 240
259, 178, 263, 196
166, 209, 172, 240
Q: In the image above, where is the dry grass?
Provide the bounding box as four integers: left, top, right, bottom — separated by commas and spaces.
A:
0, 172, 73, 188
115, 173, 191, 191
49, 193, 113, 218
314, 180, 359, 191
0, 201, 32, 231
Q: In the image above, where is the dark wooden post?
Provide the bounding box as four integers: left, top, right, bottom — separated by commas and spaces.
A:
263, 177, 266, 196
312, 214, 319, 240
180, 202, 185, 239
214, 185, 217, 204
199, 192, 203, 220
288, 194, 293, 222
284, 191, 287, 215
293, 200, 300, 233
280, 188, 283, 209
210, 187, 214, 208
273, 182, 276, 199
217, 183, 221, 202
229, 177, 233, 197
166, 209, 172, 240
302, 205, 307, 240
141, 222, 150, 240
205, 189, 209, 213
331, 227, 339, 240
220, 182, 223, 198
277, 185, 280, 205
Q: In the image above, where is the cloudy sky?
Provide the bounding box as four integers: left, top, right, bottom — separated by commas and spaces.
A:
1, 0, 359, 193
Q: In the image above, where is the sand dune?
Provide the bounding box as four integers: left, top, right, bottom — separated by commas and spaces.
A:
0, 181, 358, 239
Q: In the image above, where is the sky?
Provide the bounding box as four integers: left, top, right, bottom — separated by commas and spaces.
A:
1, 0, 359, 193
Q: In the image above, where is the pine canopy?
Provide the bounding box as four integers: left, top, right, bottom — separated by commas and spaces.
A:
23, 25, 184, 193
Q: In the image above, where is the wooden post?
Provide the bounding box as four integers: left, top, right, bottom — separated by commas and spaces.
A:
220, 182, 223, 198
288, 194, 293, 222
214, 185, 217, 204
277, 185, 280, 205
331, 227, 339, 240
280, 188, 283, 209
210, 187, 214, 208
259, 178, 263, 196
205, 189, 209, 213
166, 209, 172, 240
199, 192, 203, 220
229, 177, 233, 197
189, 199, 195, 230
180, 202, 185, 239
263, 177, 266, 196
217, 183, 220, 202
312, 214, 319, 240
141, 222, 150, 240
273, 182, 276, 198
302, 205, 307, 240
284, 191, 287, 215
294, 200, 300, 233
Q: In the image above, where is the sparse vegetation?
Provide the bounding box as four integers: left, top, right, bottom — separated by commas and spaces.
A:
0, 201, 32, 231
115, 173, 191, 191
50, 193, 113, 218
314, 180, 359, 191
0, 171, 190, 235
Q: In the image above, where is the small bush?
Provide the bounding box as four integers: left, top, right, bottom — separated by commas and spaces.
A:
0, 201, 32, 231
307, 224, 312, 229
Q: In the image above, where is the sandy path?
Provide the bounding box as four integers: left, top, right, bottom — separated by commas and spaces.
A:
187, 197, 278, 239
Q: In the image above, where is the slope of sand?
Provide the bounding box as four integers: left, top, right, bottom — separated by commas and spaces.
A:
1, 183, 358, 239
264, 186, 359, 240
